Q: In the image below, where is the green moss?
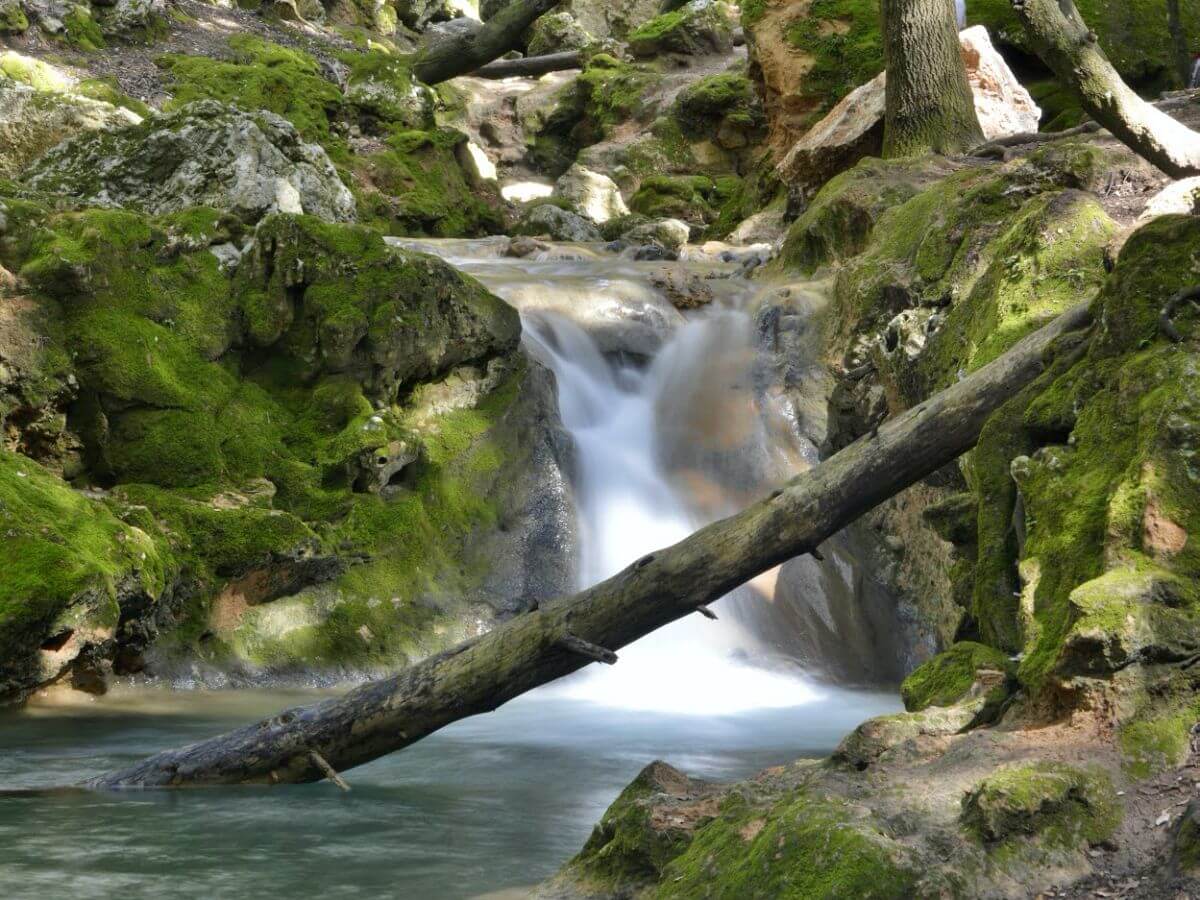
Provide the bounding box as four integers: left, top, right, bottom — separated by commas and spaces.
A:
0, 52, 75, 91
158, 35, 344, 152
658, 788, 921, 898
0, 3, 27, 32
630, 175, 718, 223
961, 762, 1121, 849
0, 450, 168, 685
75, 77, 154, 118
352, 128, 503, 237
782, 0, 884, 131
672, 71, 765, 144
900, 641, 1012, 711
63, 5, 106, 51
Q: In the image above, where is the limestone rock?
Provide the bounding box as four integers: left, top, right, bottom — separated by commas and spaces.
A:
778, 27, 1040, 195
959, 26, 1040, 141
0, 78, 141, 179
1138, 176, 1200, 222
515, 203, 602, 242
622, 218, 690, 254
526, 11, 591, 56
552, 164, 629, 224
628, 0, 734, 58
730, 206, 785, 245
25, 100, 356, 223
100, 0, 167, 36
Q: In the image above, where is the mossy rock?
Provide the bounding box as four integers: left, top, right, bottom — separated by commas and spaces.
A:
628, 0, 735, 58
658, 786, 923, 898
900, 641, 1013, 712
629, 174, 719, 224
672, 71, 765, 150
960, 762, 1121, 849
0, 0, 28, 33
353, 128, 504, 237
0, 198, 538, 691
158, 36, 343, 150
0, 450, 172, 697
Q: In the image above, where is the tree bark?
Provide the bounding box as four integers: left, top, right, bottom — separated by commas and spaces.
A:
1167, 0, 1191, 89
86, 303, 1093, 790
1013, 0, 1200, 178
473, 51, 582, 79
412, 0, 567, 85
881, 0, 984, 157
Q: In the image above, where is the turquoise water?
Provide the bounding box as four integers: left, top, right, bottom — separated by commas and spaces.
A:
0, 685, 899, 899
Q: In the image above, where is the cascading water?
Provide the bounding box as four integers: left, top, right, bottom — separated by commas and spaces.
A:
523, 312, 819, 714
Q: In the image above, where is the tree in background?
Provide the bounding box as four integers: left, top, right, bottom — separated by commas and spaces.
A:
1012, 0, 1200, 177
881, 0, 984, 158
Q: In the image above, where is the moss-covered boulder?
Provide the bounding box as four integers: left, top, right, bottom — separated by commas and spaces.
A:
628, 0, 735, 58
961, 762, 1121, 849
342, 51, 436, 132
526, 10, 592, 56
672, 71, 766, 151
0, 0, 29, 33
900, 640, 1013, 712
352, 128, 505, 237
24, 100, 357, 223
0, 196, 572, 698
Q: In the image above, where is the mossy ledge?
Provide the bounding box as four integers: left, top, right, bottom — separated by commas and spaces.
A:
0, 197, 570, 700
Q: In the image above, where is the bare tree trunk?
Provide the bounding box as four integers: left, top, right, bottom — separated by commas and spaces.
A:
85, 302, 1093, 790
1167, 0, 1191, 89
412, 0, 566, 85
881, 0, 984, 157
1013, 0, 1200, 177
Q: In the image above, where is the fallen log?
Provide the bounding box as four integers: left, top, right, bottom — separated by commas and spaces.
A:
413, 0, 566, 85
472, 51, 582, 79
87, 302, 1094, 790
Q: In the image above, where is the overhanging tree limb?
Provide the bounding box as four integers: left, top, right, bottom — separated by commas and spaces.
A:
412, 0, 567, 85
1011, 0, 1200, 177
87, 302, 1095, 790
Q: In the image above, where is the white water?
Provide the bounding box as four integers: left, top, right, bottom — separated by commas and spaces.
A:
524, 313, 820, 715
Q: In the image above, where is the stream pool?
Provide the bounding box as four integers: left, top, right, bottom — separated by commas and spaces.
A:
0, 685, 898, 899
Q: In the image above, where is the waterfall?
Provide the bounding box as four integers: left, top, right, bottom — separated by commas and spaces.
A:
387, 236, 905, 710
523, 312, 820, 715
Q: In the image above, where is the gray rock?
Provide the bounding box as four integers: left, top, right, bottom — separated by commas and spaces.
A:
622, 217, 689, 254
628, 0, 735, 58
552, 163, 629, 224
0, 78, 141, 179
526, 11, 591, 56
515, 203, 602, 242
25, 100, 356, 223
100, 0, 167, 36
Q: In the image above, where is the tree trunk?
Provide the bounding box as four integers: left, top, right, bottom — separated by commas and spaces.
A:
1167, 0, 1191, 89
473, 51, 582, 79
86, 302, 1093, 790
1013, 0, 1200, 178
412, 0, 566, 85
881, 0, 984, 157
